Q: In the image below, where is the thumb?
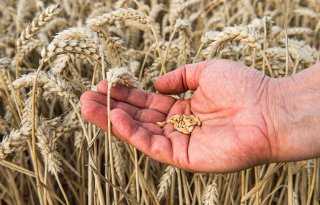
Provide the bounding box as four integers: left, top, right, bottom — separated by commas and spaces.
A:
154, 61, 208, 94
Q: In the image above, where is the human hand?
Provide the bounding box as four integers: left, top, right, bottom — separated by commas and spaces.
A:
81, 59, 279, 173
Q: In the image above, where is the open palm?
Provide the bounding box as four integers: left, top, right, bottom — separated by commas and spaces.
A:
81, 59, 274, 173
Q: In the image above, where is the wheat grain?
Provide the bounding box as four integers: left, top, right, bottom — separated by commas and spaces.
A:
74, 130, 85, 149
157, 114, 201, 134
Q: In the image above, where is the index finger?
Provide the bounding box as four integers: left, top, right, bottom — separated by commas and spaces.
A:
154, 61, 208, 94
97, 82, 176, 115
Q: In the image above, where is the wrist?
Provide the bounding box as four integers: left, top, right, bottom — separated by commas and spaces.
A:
264, 63, 320, 162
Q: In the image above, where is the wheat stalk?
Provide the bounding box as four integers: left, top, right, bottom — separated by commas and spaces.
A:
106, 67, 141, 202
36, 119, 70, 205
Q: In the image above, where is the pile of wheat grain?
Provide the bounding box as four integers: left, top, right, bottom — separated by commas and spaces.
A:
0, 0, 319, 204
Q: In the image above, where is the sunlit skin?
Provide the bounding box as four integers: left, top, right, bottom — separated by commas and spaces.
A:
80, 59, 320, 173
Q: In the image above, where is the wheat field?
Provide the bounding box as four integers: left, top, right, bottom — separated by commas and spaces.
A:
0, 0, 319, 204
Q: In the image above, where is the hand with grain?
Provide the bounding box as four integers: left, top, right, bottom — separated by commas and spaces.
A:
80, 59, 320, 173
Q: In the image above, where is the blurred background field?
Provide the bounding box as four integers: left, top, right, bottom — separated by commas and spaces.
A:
0, 0, 319, 204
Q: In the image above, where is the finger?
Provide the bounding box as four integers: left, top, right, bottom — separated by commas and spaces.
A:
81, 99, 108, 131
140, 122, 163, 135
114, 101, 166, 123
80, 90, 109, 107
110, 109, 173, 164
97, 82, 176, 114
167, 130, 191, 167
81, 91, 166, 123
154, 61, 208, 94
81, 97, 164, 135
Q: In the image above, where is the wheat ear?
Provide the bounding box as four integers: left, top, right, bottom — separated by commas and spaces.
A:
294, 7, 319, 19
87, 8, 166, 74
0, 95, 38, 161
203, 24, 274, 77
202, 177, 219, 205
41, 27, 107, 66
12, 71, 79, 103
176, 19, 192, 65
36, 120, 62, 175
106, 37, 128, 67
157, 166, 176, 201
87, 8, 149, 28
112, 137, 127, 186
16, 4, 62, 52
